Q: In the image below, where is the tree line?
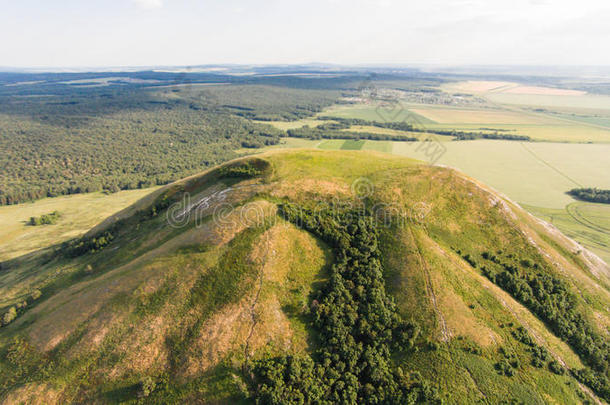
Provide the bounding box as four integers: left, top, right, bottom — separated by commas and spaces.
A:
314, 116, 531, 141
476, 250, 610, 401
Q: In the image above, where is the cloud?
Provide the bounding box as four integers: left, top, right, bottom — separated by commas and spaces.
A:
133, 0, 163, 9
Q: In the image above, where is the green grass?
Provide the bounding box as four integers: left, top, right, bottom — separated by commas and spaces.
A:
523, 202, 610, 264
362, 140, 393, 153
317, 139, 346, 150
340, 139, 366, 150
0, 187, 159, 261
280, 137, 610, 209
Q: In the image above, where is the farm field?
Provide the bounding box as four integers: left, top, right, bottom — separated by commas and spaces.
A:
253, 118, 323, 130
438, 80, 610, 141
442, 81, 587, 97
318, 101, 610, 143
408, 106, 552, 125
429, 122, 610, 143
0, 187, 158, 261
320, 103, 435, 124
486, 93, 610, 110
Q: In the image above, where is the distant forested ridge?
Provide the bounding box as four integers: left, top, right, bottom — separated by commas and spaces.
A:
568, 188, 610, 204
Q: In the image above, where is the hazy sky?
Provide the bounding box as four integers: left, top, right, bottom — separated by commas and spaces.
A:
1, 0, 609, 67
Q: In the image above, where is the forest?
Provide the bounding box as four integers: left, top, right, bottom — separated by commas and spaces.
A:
0, 79, 342, 205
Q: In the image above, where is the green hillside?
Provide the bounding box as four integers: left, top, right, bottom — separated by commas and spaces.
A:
0, 150, 609, 404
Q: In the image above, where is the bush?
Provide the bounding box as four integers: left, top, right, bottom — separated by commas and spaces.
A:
137, 376, 156, 398
2, 307, 17, 326
28, 211, 61, 226
549, 361, 565, 375
30, 290, 42, 300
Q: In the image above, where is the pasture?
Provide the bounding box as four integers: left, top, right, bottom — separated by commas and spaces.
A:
0, 187, 158, 261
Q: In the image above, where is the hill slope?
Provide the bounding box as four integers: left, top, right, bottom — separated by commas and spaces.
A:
0, 150, 609, 404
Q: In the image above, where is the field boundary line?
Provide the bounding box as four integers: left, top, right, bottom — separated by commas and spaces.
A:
518, 142, 582, 187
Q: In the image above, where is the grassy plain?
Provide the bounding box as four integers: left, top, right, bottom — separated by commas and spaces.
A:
0, 187, 158, 261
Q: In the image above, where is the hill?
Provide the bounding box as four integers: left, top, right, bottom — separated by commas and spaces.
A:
0, 150, 609, 404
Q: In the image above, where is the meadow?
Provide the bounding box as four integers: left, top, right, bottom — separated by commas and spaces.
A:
0, 187, 158, 261
269, 137, 610, 264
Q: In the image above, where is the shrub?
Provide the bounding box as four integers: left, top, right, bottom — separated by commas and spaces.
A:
549, 361, 565, 375
138, 376, 156, 398
28, 211, 61, 226
30, 290, 42, 300
2, 307, 17, 326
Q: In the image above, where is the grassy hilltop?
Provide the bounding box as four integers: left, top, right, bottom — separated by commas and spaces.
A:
0, 150, 609, 404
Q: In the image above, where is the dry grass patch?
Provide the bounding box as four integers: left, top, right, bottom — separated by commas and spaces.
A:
0, 383, 61, 405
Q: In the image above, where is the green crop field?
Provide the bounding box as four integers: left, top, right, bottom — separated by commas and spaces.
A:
486, 93, 610, 111
340, 139, 367, 150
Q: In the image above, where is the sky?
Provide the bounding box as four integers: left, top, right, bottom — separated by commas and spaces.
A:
1, 0, 609, 68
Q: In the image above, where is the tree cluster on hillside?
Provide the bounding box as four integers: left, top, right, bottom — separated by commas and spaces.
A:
478, 250, 610, 401
28, 211, 61, 226
252, 203, 439, 404
568, 188, 610, 204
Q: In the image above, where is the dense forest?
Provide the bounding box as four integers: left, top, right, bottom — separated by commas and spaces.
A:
0, 80, 342, 205
568, 188, 610, 204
